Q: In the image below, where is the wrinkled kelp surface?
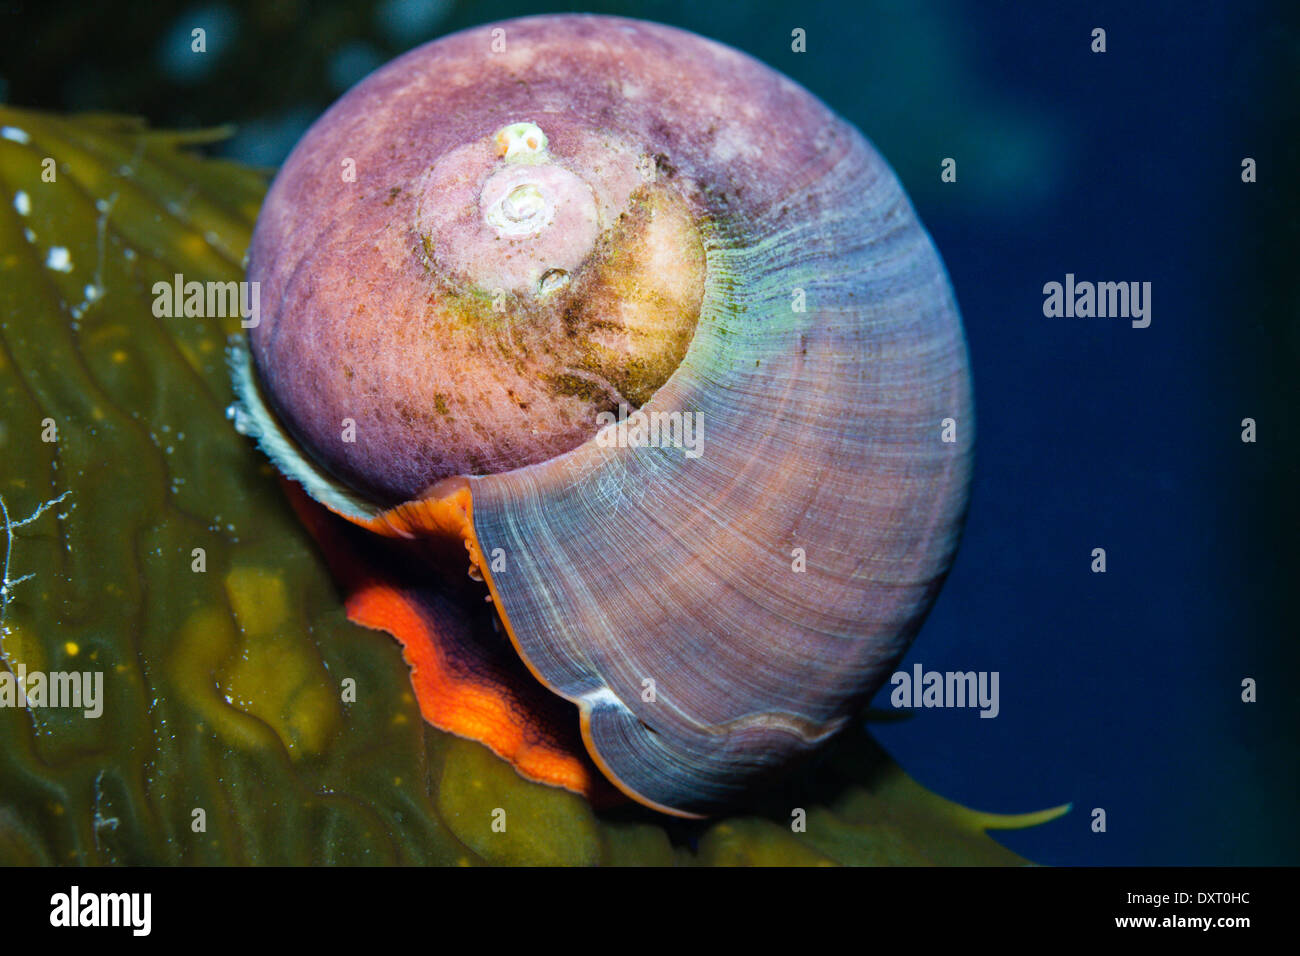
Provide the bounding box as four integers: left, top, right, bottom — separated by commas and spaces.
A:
0, 108, 1064, 864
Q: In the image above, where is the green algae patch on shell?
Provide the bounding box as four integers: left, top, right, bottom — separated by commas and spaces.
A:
0, 106, 1063, 865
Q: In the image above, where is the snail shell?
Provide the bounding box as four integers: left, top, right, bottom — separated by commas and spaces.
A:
233, 14, 973, 816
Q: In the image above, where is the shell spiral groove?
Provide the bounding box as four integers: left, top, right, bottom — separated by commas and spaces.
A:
233, 13, 974, 816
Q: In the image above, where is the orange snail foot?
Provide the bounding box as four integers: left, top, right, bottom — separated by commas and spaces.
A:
280, 479, 623, 809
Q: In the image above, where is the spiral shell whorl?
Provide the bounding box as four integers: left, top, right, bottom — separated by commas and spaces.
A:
459, 20, 971, 814
474, 135, 971, 813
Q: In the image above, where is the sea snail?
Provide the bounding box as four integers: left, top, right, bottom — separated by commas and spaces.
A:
231, 14, 973, 817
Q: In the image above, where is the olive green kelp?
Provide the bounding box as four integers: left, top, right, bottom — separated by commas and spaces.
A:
0, 107, 1067, 865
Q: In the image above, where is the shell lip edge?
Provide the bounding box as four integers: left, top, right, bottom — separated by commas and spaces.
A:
227, 337, 389, 525
466, 535, 709, 820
